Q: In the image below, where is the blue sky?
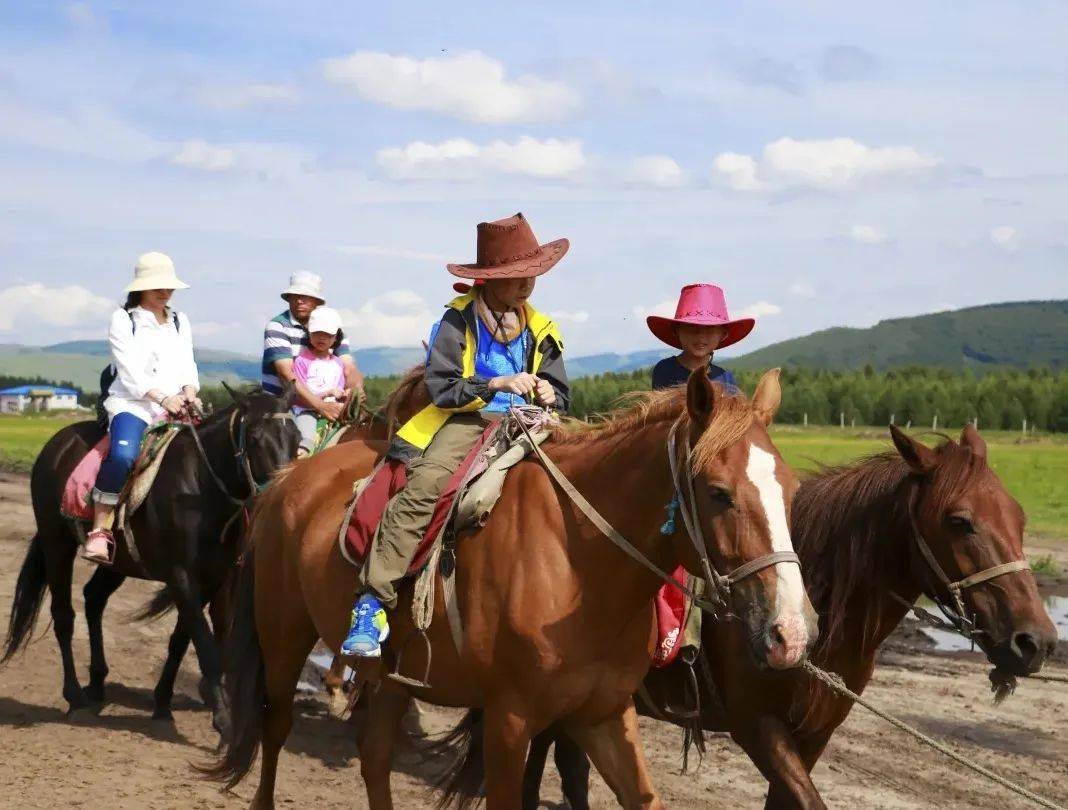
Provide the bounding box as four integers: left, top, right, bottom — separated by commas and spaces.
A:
0, 1, 1065, 359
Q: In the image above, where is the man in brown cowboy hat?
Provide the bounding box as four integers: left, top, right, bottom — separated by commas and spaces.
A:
342, 212, 570, 656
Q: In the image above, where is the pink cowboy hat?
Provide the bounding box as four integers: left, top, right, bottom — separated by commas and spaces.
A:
646, 284, 755, 351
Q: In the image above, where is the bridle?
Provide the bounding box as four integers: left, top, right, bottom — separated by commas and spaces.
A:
904, 513, 1029, 639
179, 408, 294, 507
514, 406, 800, 620
228, 409, 296, 496
665, 417, 801, 614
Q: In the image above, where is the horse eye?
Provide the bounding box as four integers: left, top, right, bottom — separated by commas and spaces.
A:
946, 515, 975, 534
708, 486, 734, 507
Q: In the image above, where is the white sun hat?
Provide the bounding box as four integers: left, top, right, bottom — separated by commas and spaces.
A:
307, 306, 343, 335
280, 271, 325, 302
124, 252, 189, 292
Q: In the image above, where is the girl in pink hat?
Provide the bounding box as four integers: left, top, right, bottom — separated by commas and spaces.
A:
647, 283, 754, 391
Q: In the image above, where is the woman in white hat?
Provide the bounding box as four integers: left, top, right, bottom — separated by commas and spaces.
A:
83, 251, 202, 565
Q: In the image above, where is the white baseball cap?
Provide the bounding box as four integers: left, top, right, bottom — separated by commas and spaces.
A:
307, 306, 343, 335
281, 271, 324, 302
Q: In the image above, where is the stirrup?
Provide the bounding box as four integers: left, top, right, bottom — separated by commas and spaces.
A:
385, 629, 433, 689
663, 648, 702, 720
82, 529, 116, 566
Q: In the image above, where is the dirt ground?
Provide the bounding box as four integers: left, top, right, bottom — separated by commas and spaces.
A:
0, 470, 1065, 809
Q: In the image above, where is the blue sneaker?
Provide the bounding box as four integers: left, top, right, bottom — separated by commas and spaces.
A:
341, 593, 390, 657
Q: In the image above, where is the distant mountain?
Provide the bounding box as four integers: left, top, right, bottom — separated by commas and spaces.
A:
729, 300, 1067, 371
2, 300, 1063, 390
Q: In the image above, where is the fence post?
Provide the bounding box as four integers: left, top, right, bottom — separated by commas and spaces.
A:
1022, 418, 1027, 438
840, 412, 845, 429
890, 413, 895, 426
803, 412, 808, 427
932, 414, 938, 430
906, 420, 912, 429
851, 417, 856, 428
973, 416, 978, 429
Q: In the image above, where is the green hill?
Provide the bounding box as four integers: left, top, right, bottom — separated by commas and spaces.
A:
729, 300, 1067, 371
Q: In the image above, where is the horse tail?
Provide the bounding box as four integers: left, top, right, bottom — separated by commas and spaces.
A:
431, 708, 486, 810
129, 585, 176, 623
2, 533, 48, 665
200, 545, 264, 788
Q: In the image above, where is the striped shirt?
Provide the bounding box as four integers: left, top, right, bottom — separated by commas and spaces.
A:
261, 309, 351, 394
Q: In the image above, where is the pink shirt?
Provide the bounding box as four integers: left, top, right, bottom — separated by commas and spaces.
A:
292, 348, 346, 414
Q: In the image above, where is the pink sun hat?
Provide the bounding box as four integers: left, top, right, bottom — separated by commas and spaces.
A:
646, 284, 755, 351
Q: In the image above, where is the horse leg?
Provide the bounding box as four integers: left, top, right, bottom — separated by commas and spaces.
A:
482, 700, 534, 810
357, 684, 411, 810
82, 566, 126, 705
167, 570, 230, 735
521, 728, 553, 810
44, 540, 87, 712
554, 731, 591, 810
324, 654, 350, 718
564, 702, 662, 810
252, 619, 317, 810
729, 714, 826, 810
152, 613, 191, 720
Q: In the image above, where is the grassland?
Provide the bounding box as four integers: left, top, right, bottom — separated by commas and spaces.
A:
1, 414, 1065, 539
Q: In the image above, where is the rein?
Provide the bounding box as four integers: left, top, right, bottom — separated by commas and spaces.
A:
513, 408, 799, 619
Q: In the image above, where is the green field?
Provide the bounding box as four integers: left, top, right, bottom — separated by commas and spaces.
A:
1, 415, 1065, 539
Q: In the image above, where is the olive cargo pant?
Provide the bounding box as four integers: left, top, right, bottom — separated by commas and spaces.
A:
356, 413, 488, 609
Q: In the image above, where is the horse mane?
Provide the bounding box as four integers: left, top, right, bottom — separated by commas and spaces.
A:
382, 364, 428, 435
793, 436, 990, 726
548, 385, 753, 468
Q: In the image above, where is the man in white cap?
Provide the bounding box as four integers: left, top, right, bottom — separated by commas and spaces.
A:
261, 271, 363, 420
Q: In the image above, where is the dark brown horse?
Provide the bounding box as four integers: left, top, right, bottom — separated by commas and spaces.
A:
207, 369, 818, 808
2, 387, 300, 734
525, 424, 1058, 809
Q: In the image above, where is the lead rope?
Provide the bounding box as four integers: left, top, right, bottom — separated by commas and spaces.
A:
803, 661, 1065, 809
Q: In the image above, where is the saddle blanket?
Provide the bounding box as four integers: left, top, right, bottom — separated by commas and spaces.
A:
340, 423, 495, 574
653, 567, 693, 669
60, 421, 177, 522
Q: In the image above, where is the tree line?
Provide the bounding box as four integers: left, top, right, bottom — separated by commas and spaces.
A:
365, 365, 1068, 432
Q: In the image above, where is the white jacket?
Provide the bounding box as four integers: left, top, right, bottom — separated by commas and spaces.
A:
104, 306, 200, 424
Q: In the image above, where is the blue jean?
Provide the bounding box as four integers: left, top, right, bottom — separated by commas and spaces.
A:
92, 412, 148, 505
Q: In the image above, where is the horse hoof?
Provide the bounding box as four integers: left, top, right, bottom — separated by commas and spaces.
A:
213, 710, 232, 741
328, 691, 349, 720
85, 685, 105, 706
67, 706, 97, 723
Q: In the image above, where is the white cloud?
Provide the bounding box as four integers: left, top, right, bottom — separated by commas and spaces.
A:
0, 283, 113, 331
170, 139, 235, 172
195, 82, 299, 110
990, 225, 1020, 251
631, 299, 677, 320
376, 137, 585, 181
738, 300, 782, 318
551, 310, 590, 324
334, 245, 449, 263
321, 50, 581, 124
337, 289, 434, 347
624, 155, 688, 188
168, 139, 311, 178
849, 224, 888, 244
711, 137, 941, 192
788, 280, 816, 297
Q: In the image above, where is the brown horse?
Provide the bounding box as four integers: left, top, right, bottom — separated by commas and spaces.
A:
527, 423, 1058, 809
207, 369, 818, 808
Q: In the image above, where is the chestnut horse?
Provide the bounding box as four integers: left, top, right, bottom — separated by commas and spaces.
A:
208, 369, 818, 808
526, 423, 1058, 809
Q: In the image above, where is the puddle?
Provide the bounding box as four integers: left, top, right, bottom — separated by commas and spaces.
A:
909, 595, 1067, 653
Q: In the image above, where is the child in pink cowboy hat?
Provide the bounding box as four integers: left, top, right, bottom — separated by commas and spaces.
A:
647, 283, 754, 391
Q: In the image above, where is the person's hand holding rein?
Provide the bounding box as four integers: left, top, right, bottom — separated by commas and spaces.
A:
490, 372, 539, 400
534, 378, 556, 407
318, 399, 344, 422
159, 394, 186, 417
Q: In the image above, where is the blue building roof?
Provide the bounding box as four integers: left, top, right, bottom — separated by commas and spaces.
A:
0, 385, 79, 396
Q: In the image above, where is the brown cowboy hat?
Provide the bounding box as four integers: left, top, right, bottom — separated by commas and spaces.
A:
447, 212, 569, 280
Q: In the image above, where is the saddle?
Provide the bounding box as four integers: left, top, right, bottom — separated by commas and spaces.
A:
337, 411, 551, 575
61, 422, 184, 562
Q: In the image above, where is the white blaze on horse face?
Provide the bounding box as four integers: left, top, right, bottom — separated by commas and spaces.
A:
745, 444, 806, 617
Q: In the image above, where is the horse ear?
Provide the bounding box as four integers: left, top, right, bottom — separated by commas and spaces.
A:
751, 368, 782, 427
222, 380, 248, 412
960, 423, 987, 462
890, 424, 937, 473
279, 380, 297, 411
686, 368, 717, 426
